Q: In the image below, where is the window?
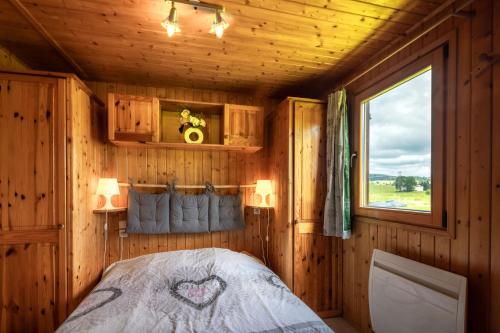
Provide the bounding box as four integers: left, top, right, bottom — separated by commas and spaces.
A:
364, 67, 432, 212
353, 46, 449, 228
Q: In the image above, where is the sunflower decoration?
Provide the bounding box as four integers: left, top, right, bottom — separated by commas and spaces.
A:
179, 109, 207, 144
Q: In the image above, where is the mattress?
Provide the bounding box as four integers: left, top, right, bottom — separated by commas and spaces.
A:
57, 248, 332, 333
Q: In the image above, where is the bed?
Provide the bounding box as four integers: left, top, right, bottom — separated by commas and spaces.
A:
57, 248, 332, 333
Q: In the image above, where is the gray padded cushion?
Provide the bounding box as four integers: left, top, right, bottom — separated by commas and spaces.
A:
170, 193, 209, 233
127, 189, 170, 234
209, 193, 244, 232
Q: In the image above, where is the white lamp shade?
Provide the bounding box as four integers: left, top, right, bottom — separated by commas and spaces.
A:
96, 178, 120, 196
255, 180, 272, 207
255, 180, 272, 196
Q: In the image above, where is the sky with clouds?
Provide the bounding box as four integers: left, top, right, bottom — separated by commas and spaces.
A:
367, 69, 432, 177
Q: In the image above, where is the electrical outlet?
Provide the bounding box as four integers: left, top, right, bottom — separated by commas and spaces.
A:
119, 220, 128, 238
253, 207, 261, 215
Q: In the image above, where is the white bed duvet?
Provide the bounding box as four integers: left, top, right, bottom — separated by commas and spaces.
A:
58, 248, 332, 333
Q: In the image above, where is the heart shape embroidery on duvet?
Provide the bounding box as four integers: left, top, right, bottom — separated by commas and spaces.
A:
170, 275, 227, 310
266, 274, 287, 290
66, 287, 122, 322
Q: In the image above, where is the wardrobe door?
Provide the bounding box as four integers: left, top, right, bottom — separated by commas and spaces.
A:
293, 100, 340, 317
0, 75, 67, 332
293, 100, 327, 232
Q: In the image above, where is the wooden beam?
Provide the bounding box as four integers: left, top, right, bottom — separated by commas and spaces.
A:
8, 0, 87, 78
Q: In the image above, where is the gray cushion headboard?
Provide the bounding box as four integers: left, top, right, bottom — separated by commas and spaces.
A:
170, 193, 209, 233
127, 189, 170, 234
209, 193, 244, 232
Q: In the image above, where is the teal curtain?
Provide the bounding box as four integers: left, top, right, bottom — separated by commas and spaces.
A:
323, 88, 351, 239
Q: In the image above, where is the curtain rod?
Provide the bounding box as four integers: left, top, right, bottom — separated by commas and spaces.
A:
119, 183, 256, 189
342, 0, 474, 88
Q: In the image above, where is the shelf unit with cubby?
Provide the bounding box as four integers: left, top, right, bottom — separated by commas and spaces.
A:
107, 94, 264, 153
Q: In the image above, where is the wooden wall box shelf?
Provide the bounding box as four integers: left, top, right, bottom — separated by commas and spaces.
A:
107, 93, 264, 152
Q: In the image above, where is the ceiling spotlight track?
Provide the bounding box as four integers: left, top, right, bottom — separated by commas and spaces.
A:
172, 0, 224, 12
161, 0, 229, 38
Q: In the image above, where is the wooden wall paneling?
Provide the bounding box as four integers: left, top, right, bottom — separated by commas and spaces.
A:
339, 1, 498, 331
469, 0, 492, 331
408, 231, 421, 261
86, 82, 271, 271
194, 151, 206, 250
202, 151, 213, 249
396, 229, 408, 258
451, 11, 471, 280
267, 100, 293, 287
342, 230, 355, 325
357, 222, 370, 332
491, 1, 500, 331
228, 152, 237, 252
67, 78, 108, 312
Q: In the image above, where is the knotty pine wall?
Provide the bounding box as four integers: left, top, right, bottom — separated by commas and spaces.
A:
79, 81, 276, 303
67, 79, 108, 312
338, 0, 500, 332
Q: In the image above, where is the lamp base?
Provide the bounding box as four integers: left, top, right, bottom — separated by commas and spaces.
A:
101, 195, 116, 211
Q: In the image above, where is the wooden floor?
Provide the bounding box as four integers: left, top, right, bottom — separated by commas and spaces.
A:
324, 318, 359, 333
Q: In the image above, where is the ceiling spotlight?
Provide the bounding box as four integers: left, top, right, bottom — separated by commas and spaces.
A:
210, 10, 229, 38
161, 1, 180, 37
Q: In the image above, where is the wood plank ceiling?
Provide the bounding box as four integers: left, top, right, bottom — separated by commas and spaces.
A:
0, 0, 449, 95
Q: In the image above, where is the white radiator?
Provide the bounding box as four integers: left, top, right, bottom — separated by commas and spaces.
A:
369, 249, 467, 333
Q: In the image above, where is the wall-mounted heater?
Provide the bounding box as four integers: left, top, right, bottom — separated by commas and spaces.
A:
369, 249, 467, 333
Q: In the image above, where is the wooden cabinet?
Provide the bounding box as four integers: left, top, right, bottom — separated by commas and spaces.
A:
0, 71, 106, 332
107, 94, 264, 152
108, 93, 160, 142
267, 97, 341, 318
0, 74, 66, 332
224, 104, 264, 147
293, 101, 327, 234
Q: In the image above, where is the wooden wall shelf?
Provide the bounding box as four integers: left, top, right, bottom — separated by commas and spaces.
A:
107, 93, 264, 153
93, 207, 127, 214
110, 140, 262, 153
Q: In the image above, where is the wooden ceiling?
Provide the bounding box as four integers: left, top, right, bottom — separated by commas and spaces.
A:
0, 0, 448, 95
